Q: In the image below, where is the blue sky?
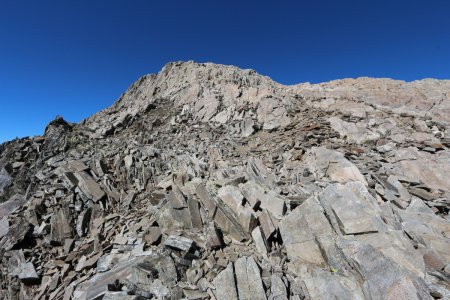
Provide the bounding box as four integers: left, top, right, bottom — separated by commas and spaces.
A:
1, 1, 449, 143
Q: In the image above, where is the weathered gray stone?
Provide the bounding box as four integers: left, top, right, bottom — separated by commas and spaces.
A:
246, 158, 278, 189
395, 207, 450, 262
318, 182, 383, 235
338, 239, 432, 300
212, 263, 238, 300
217, 185, 244, 213
391, 147, 450, 192
205, 222, 223, 250
302, 268, 364, 300
356, 231, 425, 277
252, 226, 268, 258
169, 185, 187, 209
50, 207, 72, 245
0, 217, 9, 239
240, 180, 286, 219
306, 147, 368, 185
121, 190, 137, 209
67, 160, 90, 172
96, 253, 128, 273
240, 118, 255, 137
143, 226, 162, 245
183, 289, 209, 300
164, 235, 194, 252
236, 206, 257, 233
187, 198, 203, 229
196, 183, 248, 241
279, 197, 333, 268
0, 194, 26, 218
0, 167, 12, 193
76, 207, 92, 237
235, 256, 267, 300
259, 210, 277, 241
102, 292, 141, 300
270, 274, 288, 300
74, 171, 105, 202
18, 262, 39, 282
329, 116, 380, 144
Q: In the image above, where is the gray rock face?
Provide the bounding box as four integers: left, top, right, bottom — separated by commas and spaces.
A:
305, 147, 368, 186
338, 239, 432, 300
0, 168, 11, 194
1, 61, 450, 299
234, 256, 267, 300
318, 183, 383, 235
279, 197, 333, 268
212, 263, 238, 300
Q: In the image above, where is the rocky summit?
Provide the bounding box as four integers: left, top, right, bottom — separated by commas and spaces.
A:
1, 61, 450, 300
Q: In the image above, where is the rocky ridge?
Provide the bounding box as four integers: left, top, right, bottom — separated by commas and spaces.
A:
0, 61, 450, 299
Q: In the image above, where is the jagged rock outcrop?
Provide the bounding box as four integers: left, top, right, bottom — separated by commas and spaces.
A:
1, 61, 449, 300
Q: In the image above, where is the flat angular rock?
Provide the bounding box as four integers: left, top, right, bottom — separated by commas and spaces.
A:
205, 222, 223, 250
143, 226, 162, 245
240, 118, 255, 137
240, 181, 286, 219
356, 231, 425, 277
76, 207, 92, 237
50, 207, 72, 245
246, 157, 278, 189
74, 171, 105, 202
97, 253, 128, 273
196, 183, 248, 241
187, 198, 203, 229
234, 256, 267, 300
394, 206, 450, 262
306, 147, 367, 186
0, 194, 26, 218
252, 226, 268, 258
0, 217, 9, 238
169, 185, 187, 209
257, 97, 291, 131
121, 190, 137, 208
302, 268, 364, 299
236, 206, 257, 232
338, 239, 432, 300
217, 185, 244, 213
183, 289, 209, 300
279, 197, 333, 268
212, 263, 238, 300
387, 175, 411, 202
259, 210, 277, 240
318, 182, 383, 235
392, 147, 450, 192
18, 262, 39, 283
67, 160, 90, 172
0, 167, 12, 193
270, 274, 288, 300
158, 198, 192, 230
0, 217, 31, 251
164, 235, 194, 252
328, 116, 380, 144
103, 292, 141, 300
409, 187, 437, 202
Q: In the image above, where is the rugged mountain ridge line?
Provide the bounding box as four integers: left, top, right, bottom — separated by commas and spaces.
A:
0, 61, 449, 299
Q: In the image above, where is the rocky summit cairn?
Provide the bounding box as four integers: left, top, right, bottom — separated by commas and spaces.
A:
1, 61, 450, 300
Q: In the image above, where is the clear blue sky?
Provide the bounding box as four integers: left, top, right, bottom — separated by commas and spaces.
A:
1, 1, 449, 143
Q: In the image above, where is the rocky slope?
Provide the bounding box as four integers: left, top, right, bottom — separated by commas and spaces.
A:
1, 61, 449, 300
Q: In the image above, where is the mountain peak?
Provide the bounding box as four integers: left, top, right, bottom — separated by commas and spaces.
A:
1, 61, 450, 299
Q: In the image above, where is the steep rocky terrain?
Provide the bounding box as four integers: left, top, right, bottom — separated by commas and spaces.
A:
1, 61, 449, 300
